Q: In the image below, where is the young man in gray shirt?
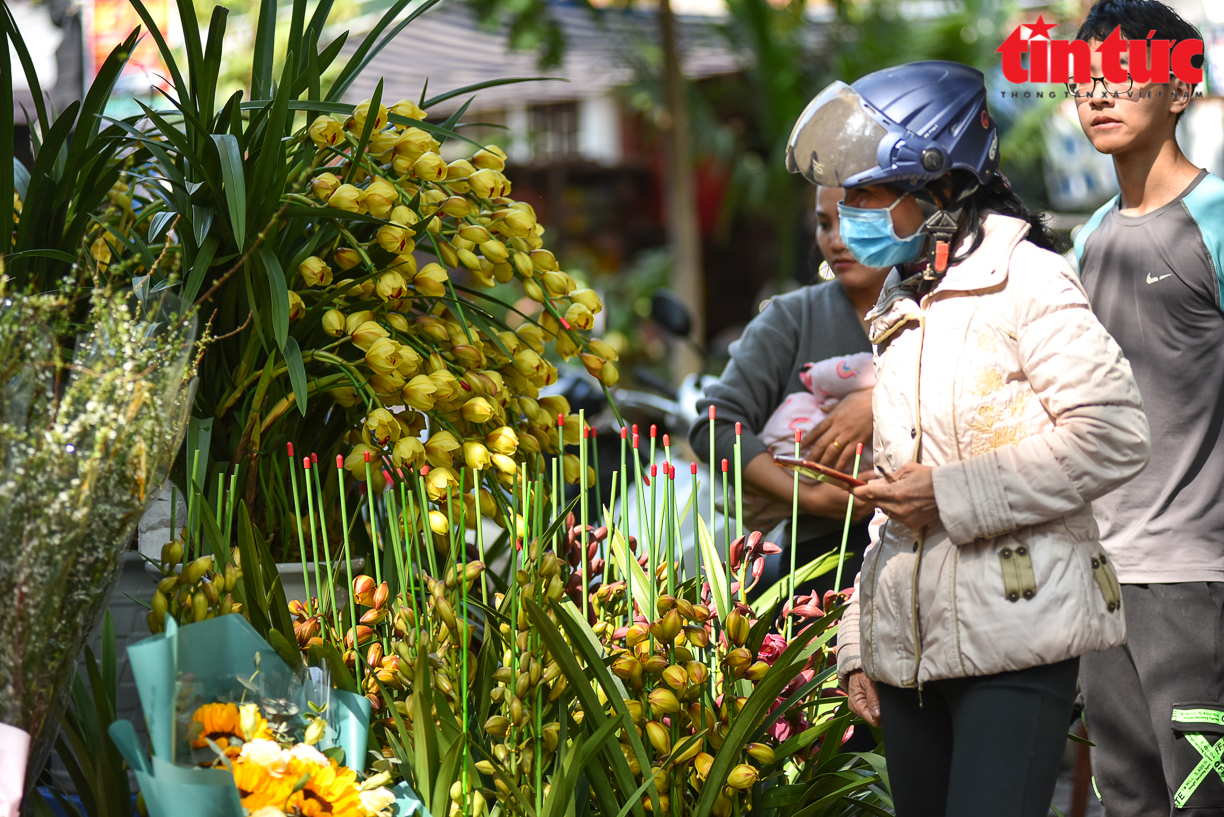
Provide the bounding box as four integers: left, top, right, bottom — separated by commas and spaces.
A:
1072, 1, 1224, 813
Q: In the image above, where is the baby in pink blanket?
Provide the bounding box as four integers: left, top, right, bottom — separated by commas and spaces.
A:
741, 352, 875, 531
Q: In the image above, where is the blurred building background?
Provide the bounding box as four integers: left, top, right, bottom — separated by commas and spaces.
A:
12, 0, 1224, 382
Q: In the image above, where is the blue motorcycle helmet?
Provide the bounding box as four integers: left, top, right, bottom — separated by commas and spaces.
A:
786, 61, 1001, 288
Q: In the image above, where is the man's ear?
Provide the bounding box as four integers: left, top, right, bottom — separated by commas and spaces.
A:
1169, 79, 1194, 115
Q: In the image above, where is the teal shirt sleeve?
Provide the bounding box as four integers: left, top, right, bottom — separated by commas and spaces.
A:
1180, 173, 1224, 309
1072, 195, 1118, 275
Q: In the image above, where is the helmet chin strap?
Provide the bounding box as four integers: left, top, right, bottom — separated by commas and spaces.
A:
897, 184, 978, 295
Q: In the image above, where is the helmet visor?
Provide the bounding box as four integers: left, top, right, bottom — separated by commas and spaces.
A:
786, 82, 891, 187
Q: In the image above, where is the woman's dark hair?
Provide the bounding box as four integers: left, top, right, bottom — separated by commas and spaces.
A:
942, 171, 1067, 261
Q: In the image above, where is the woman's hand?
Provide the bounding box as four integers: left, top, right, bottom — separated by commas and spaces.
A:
852, 463, 939, 530
845, 670, 881, 727
805, 389, 874, 473
798, 480, 875, 522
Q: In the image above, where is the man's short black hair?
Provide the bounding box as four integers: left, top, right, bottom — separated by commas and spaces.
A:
1076, 0, 1202, 46
1076, 0, 1203, 114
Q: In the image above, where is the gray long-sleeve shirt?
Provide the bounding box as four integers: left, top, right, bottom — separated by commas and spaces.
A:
690, 280, 871, 538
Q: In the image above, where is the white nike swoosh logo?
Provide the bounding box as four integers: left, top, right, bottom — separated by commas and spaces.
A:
1146, 273, 1173, 284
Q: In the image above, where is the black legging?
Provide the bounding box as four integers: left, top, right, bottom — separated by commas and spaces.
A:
876, 657, 1079, 817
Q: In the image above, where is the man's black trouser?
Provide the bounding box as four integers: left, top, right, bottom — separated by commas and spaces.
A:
877, 658, 1079, 817
1081, 582, 1224, 816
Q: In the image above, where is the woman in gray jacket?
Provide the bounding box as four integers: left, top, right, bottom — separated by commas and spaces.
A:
785, 62, 1150, 817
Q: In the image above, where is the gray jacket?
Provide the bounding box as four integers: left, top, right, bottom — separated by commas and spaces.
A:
837, 215, 1151, 688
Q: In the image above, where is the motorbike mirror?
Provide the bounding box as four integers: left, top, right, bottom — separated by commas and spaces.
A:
651, 289, 693, 338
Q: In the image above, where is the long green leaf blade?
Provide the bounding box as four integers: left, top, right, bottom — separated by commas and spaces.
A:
212, 134, 247, 247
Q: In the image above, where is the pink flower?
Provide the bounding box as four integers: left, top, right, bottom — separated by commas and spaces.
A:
758, 633, 788, 666
728, 531, 783, 591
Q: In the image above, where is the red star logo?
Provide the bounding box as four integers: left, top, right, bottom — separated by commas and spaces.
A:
1024, 15, 1056, 40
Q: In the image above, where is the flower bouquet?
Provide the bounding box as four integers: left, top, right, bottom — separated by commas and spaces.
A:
110, 614, 423, 817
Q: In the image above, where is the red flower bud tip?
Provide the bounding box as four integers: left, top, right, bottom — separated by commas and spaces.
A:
709, 405, 716, 420
459, 380, 472, 391
856, 442, 864, 455
722, 458, 729, 472
633, 434, 640, 449
364, 450, 371, 463
560, 317, 572, 330
621, 426, 628, 439
303, 456, 311, 470
663, 434, 670, 447
795, 428, 802, 442
691, 462, 698, 475
287, 442, 294, 458
669, 466, 676, 481
735, 422, 741, 436
651, 464, 657, 477
650, 424, 657, 438
558, 413, 565, 428
420, 465, 430, 476
336, 455, 345, 469
591, 426, 598, 437
632, 424, 639, 435
643, 473, 651, 486
311, 452, 318, 464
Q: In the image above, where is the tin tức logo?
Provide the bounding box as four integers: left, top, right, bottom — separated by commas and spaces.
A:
997, 16, 1204, 91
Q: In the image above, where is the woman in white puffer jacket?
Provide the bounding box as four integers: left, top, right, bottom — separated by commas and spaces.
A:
785, 63, 1150, 817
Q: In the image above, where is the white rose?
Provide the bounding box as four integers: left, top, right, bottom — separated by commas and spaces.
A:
289, 742, 330, 767
239, 739, 289, 777
359, 787, 397, 817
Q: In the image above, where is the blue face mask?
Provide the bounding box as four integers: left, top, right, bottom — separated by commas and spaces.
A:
837, 197, 926, 268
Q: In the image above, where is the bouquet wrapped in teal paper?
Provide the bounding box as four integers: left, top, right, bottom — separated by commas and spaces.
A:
109, 615, 423, 817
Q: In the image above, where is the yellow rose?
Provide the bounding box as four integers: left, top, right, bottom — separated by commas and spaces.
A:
348, 99, 387, 133
351, 320, 390, 351
287, 291, 306, 321
298, 256, 333, 287
463, 441, 492, 471
364, 337, 402, 375
402, 374, 438, 411
322, 309, 346, 337
411, 152, 447, 181
424, 431, 460, 468
390, 98, 426, 122
309, 115, 344, 148
311, 172, 341, 200
364, 408, 402, 445
364, 179, 398, 219
328, 184, 367, 214
485, 426, 518, 455
392, 436, 425, 468
461, 396, 494, 424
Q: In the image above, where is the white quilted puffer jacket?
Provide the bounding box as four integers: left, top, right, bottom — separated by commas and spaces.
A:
837, 214, 1150, 689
